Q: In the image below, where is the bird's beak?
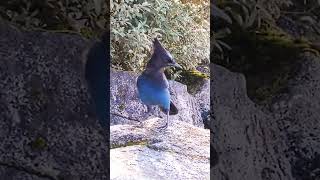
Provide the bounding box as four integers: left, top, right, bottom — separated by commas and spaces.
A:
169, 62, 182, 69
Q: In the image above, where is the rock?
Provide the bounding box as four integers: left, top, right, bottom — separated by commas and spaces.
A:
195, 79, 210, 126
210, 53, 320, 180
276, 53, 320, 180
0, 165, 49, 180
196, 65, 210, 74
110, 69, 145, 125
0, 22, 108, 179
110, 118, 210, 180
211, 64, 291, 180
110, 69, 211, 179
110, 69, 209, 128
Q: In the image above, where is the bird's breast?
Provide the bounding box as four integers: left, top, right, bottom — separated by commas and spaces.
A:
137, 75, 170, 109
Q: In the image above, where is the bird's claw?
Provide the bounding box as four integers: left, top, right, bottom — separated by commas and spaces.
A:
133, 120, 144, 128
157, 118, 168, 130
157, 123, 168, 130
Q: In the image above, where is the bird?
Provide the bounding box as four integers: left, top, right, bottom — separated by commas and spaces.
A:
85, 32, 109, 128
137, 38, 181, 129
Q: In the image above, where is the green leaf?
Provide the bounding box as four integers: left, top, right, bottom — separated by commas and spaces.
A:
217, 40, 232, 50
215, 28, 231, 38
245, 7, 257, 28
299, 16, 316, 24
212, 5, 232, 24
233, 13, 244, 26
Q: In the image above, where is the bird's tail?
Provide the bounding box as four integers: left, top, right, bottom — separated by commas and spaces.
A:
169, 101, 178, 115
160, 101, 178, 115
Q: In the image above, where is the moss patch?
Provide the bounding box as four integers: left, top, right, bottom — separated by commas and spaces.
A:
31, 137, 47, 150
216, 27, 319, 103
118, 103, 126, 112
110, 139, 149, 149
80, 27, 97, 39
165, 68, 209, 94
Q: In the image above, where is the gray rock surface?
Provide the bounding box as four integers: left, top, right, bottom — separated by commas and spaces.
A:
110, 69, 209, 128
0, 22, 108, 179
110, 118, 210, 180
0, 21, 210, 180
211, 53, 320, 180
109, 67, 210, 180
6, 15, 320, 180
109, 69, 210, 179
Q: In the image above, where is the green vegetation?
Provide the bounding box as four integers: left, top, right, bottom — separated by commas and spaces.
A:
0, 0, 210, 88
0, 0, 107, 37
110, 139, 149, 149
110, 0, 210, 72
213, 0, 320, 103
165, 68, 209, 94
31, 136, 47, 150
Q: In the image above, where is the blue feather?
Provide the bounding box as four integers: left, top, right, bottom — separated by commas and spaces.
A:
136, 38, 181, 128
137, 74, 170, 111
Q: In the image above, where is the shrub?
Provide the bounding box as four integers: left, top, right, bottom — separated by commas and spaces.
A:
212, 0, 294, 63
0, 0, 108, 37
110, 0, 210, 72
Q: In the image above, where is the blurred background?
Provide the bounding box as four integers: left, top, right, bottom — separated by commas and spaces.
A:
212, 0, 320, 104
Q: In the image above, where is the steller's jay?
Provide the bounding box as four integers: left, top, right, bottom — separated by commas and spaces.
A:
85, 33, 109, 128
137, 38, 181, 129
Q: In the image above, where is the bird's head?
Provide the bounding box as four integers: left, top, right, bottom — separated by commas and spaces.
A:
147, 38, 182, 70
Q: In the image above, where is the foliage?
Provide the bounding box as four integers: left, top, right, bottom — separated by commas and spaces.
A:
217, 0, 293, 24
0, 0, 210, 73
110, 0, 210, 72
0, 0, 108, 38
212, 0, 294, 62
283, 0, 320, 40
211, 4, 232, 60
212, 0, 320, 64
212, 0, 320, 103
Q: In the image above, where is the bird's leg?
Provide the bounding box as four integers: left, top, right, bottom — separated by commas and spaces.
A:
141, 105, 153, 120
158, 110, 169, 129
147, 105, 152, 114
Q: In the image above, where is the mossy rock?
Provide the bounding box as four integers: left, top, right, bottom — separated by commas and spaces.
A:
110, 140, 149, 149
31, 137, 47, 150
80, 27, 98, 39
165, 68, 209, 95
118, 103, 126, 112
217, 27, 319, 104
